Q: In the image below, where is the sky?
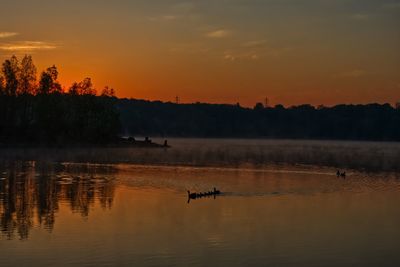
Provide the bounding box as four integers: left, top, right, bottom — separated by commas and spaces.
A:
0, 0, 399, 107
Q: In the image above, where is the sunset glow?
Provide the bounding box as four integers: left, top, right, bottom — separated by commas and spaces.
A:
1, 0, 399, 106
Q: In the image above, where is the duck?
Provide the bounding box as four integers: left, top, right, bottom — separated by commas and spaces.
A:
213, 187, 221, 194
340, 171, 346, 178
187, 191, 197, 199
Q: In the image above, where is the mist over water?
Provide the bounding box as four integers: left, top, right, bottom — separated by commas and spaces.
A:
1, 139, 400, 172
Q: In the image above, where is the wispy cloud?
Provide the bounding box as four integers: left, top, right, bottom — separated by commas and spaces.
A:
0, 41, 58, 51
223, 51, 259, 62
0, 32, 18, 38
224, 53, 236, 61
206, 29, 231, 38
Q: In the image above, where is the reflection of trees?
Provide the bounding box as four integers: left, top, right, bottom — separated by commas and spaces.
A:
0, 163, 116, 240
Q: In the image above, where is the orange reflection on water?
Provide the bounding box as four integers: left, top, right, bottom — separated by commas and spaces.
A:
1, 163, 400, 266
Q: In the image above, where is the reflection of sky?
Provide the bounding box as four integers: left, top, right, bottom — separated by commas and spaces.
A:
1, 163, 400, 266
1, 0, 399, 106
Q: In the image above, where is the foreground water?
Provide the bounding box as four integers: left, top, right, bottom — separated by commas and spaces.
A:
0, 162, 400, 267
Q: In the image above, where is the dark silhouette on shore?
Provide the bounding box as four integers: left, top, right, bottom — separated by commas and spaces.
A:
117, 99, 400, 141
0, 55, 120, 144
119, 136, 170, 147
1, 55, 399, 144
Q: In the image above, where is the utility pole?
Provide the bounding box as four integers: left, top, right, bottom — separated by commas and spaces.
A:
175, 96, 180, 104
265, 97, 269, 108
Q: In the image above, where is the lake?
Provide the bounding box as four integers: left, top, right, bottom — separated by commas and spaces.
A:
1, 139, 400, 266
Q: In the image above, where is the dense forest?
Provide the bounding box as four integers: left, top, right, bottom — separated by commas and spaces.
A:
116, 99, 400, 141
0, 55, 119, 144
0, 55, 399, 144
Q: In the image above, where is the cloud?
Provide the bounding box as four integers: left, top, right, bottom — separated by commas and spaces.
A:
0, 32, 18, 38
340, 69, 366, 78
206, 29, 230, 38
224, 53, 236, 61
0, 41, 58, 51
223, 51, 259, 62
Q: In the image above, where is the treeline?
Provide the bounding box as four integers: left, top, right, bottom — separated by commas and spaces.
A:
0, 55, 119, 144
116, 99, 400, 141
1, 55, 399, 144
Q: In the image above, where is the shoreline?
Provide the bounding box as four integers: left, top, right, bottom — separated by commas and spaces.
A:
0, 140, 170, 149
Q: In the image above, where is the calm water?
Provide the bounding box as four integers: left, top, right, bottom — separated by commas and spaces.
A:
1, 162, 400, 267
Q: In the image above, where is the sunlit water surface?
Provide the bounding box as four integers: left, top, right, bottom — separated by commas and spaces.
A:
0, 162, 400, 267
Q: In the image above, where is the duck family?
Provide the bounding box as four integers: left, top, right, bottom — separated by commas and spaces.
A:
187, 187, 221, 200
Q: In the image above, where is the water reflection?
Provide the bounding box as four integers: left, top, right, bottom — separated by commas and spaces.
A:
0, 163, 400, 266
0, 162, 115, 240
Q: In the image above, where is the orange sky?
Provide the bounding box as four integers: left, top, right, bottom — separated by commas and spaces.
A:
0, 0, 399, 107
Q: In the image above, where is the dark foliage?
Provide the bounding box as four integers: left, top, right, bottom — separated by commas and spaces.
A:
0, 56, 120, 144
116, 99, 400, 141
1, 55, 399, 143
0, 93, 120, 144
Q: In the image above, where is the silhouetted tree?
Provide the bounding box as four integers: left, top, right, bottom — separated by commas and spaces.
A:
0, 76, 4, 95
18, 55, 36, 95
38, 65, 61, 95
68, 82, 79, 95
0, 55, 120, 144
254, 102, 264, 110
1, 55, 399, 143
101, 86, 115, 97
78, 77, 96, 95
68, 78, 96, 95
2, 56, 19, 96
115, 99, 400, 141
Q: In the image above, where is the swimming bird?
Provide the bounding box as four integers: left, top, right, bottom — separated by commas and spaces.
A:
187, 191, 197, 199
336, 170, 340, 177
340, 171, 346, 178
213, 187, 221, 194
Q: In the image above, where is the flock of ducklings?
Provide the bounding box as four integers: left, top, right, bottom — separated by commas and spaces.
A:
188, 187, 221, 199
